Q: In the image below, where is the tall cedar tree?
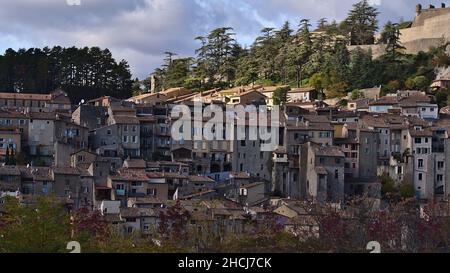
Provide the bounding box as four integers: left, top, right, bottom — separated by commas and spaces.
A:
344, 0, 379, 45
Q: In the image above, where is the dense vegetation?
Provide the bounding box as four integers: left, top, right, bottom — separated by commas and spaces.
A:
1, 196, 450, 253
142, 0, 450, 100
0, 46, 132, 103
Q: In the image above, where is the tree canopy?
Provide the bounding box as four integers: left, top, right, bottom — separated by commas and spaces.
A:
0, 46, 132, 103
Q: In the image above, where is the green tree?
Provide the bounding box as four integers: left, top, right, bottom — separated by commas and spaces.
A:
273, 86, 290, 105
380, 173, 397, 196
288, 19, 313, 87
344, 0, 379, 45
0, 196, 71, 253
386, 80, 401, 92
383, 22, 405, 63
309, 72, 326, 99
351, 89, 361, 100
413, 75, 429, 91
399, 182, 415, 199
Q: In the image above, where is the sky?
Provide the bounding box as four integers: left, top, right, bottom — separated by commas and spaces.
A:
0, 0, 448, 79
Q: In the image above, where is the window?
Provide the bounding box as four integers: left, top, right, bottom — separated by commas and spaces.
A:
123, 136, 128, 143
124, 126, 128, 132
132, 136, 137, 143
240, 140, 246, 147
335, 158, 341, 164
418, 173, 423, 181
430, 108, 435, 112
107, 129, 111, 135
147, 188, 157, 196
418, 159, 424, 168
319, 157, 325, 164
131, 181, 143, 187
437, 175, 443, 182
334, 170, 339, 179
415, 138, 422, 144
425, 138, 429, 143
438, 161, 444, 170
132, 126, 137, 132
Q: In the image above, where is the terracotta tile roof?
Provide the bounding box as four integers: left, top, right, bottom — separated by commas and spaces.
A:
0, 166, 21, 176
111, 169, 149, 182
130, 197, 166, 204
241, 182, 265, 189
286, 122, 334, 131
18, 166, 53, 181
370, 96, 398, 106
229, 172, 250, 179
103, 213, 122, 223
162, 172, 188, 179
112, 115, 140, 125
180, 189, 216, 199
53, 167, 80, 176
120, 207, 158, 218
123, 158, 146, 169
409, 127, 433, 137
302, 115, 330, 123
289, 87, 316, 93
0, 109, 28, 118
315, 166, 328, 175
188, 175, 215, 183
0, 92, 51, 100
128, 92, 167, 101
147, 172, 165, 179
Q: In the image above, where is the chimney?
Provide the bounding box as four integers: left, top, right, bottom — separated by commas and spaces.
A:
416, 4, 422, 14
429, 4, 435, 9
442, 3, 446, 8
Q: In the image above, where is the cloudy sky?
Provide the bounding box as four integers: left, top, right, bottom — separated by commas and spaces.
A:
0, 0, 447, 79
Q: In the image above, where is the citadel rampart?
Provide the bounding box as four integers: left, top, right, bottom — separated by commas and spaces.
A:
349, 3, 450, 58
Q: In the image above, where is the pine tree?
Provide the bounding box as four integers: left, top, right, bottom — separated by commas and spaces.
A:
288, 19, 313, 87
384, 22, 405, 63
345, 0, 379, 45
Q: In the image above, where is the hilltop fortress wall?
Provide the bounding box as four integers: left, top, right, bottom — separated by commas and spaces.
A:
401, 6, 450, 51
349, 4, 450, 58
